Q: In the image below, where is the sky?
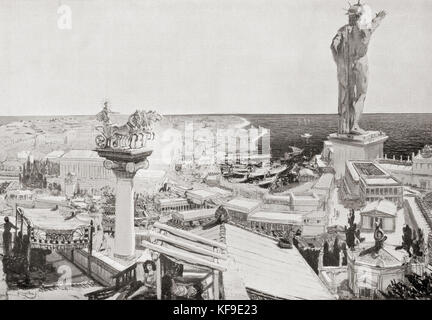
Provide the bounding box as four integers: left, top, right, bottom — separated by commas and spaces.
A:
1, 0, 432, 116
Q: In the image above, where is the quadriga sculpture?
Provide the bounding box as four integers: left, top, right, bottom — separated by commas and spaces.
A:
95, 102, 163, 150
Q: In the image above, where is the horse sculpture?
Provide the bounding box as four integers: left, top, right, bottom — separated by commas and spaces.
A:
110, 110, 142, 149
95, 104, 163, 150
139, 110, 163, 141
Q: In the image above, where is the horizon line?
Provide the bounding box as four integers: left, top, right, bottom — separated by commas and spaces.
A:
1, 111, 432, 117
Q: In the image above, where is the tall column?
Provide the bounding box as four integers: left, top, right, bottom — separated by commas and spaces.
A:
96, 149, 152, 262
113, 170, 136, 259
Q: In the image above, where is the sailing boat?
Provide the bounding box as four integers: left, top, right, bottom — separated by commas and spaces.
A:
301, 133, 312, 139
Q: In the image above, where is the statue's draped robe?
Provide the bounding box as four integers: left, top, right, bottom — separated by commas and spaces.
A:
331, 24, 373, 134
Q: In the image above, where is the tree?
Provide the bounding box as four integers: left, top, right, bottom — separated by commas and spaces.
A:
333, 237, 340, 266
341, 242, 348, 266
382, 273, 432, 299
323, 241, 330, 266
101, 186, 115, 215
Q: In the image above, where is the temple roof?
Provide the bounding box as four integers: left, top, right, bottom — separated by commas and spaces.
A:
361, 200, 398, 217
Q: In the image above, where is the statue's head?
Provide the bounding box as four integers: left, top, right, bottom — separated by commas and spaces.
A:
347, 2, 372, 29
347, 3, 362, 25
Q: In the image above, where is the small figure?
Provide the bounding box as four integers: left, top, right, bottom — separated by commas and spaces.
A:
395, 224, 413, 257
127, 260, 157, 300
161, 273, 203, 300
2, 217, 17, 256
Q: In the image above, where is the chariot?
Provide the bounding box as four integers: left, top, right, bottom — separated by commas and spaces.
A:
95, 105, 162, 150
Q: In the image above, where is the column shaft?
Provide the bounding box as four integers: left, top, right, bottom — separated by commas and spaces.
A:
114, 174, 135, 258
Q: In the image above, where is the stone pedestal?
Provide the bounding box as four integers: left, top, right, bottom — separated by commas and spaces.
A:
95, 147, 152, 260
324, 131, 388, 179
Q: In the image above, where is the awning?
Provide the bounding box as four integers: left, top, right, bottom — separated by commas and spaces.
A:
19, 207, 91, 250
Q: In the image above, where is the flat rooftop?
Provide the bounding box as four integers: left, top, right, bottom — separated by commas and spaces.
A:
378, 162, 413, 172
291, 193, 319, 201
363, 177, 400, 186
353, 162, 386, 176
62, 150, 102, 159
224, 197, 261, 213
172, 208, 216, 222
186, 189, 217, 199
247, 211, 303, 225
157, 197, 189, 205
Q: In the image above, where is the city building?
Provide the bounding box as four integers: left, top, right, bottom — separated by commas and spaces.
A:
347, 243, 406, 298
206, 187, 232, 199
223, 197, 261, 221
377, 145, 432, 190
43, 150, 65, 162
302, 210, 329, 236
359, 200, 398, 233
59, 150, 115, 195
247, 210, 303, 233
155, 197, 192, 213
185, 189, 220, 206
289, 192, 321, 212
171, 208, 217, 227
312, 173, 335, 204
343, 160, 403, 207
0, 159, 22, 181
262, 194, 291, 211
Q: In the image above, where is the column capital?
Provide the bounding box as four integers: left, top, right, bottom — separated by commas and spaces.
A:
112, 169, 136, 180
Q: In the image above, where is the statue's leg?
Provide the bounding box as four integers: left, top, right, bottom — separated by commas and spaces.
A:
351, 59, 368, 134
337, 64, 349, 134
340, 83, 350, 134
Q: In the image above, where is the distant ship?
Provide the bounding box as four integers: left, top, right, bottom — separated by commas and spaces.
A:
281, 146, 303, 161
301, 133, 312, 139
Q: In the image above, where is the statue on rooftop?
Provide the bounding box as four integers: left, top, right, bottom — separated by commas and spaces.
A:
331, 2, 386, 135
359, 220, 387, 256
345, 209, 364, 250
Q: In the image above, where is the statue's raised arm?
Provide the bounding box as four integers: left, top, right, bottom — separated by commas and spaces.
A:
371, 10, 386, 32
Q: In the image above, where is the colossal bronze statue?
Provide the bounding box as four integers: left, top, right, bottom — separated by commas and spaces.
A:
331, 2, 386, 135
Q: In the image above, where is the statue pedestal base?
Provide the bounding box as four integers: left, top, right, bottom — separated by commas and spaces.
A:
323, 131, 388, 179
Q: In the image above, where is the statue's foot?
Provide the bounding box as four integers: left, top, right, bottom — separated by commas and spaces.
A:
350, 126, 367, 135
